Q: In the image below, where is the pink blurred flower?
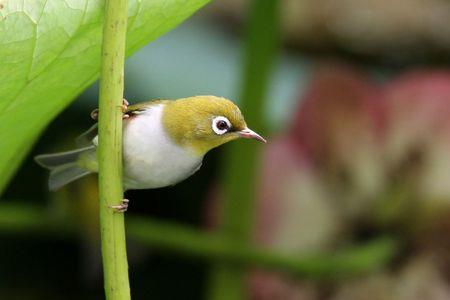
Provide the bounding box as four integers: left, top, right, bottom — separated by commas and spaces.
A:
384, 71, 450, 204
246, 64, 450, 300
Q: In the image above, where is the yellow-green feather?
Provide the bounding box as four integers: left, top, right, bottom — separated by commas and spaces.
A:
126, 99, 170, 112
161, 96, 247, 155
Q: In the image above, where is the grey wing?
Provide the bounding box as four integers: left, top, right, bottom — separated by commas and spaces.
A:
76, 123, 98, 147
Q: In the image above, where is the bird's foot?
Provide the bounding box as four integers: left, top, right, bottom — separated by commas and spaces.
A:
122, 98, 130, 111
122, 98, 130, 119
90, 108, 99, 120
90, 99, 130, 120
109, 199, 129, 213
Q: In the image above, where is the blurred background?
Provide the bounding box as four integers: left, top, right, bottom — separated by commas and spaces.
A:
3, 0, 450, 299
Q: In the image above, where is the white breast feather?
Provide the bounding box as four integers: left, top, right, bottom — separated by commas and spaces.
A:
120, 104, 203, 190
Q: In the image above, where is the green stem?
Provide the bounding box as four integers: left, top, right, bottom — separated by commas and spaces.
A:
97, 0, 130, 299
0, 204, 398, 279
128, 218, 397, 279
208, 0, 279, 299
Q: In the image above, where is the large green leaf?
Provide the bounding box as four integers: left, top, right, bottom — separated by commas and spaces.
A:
0, 0, 210, 194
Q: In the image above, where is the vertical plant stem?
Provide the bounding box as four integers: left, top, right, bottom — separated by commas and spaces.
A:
98, 0, 130, 299
208, 0, 279, 299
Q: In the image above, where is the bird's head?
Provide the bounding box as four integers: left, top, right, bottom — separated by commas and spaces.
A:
163, 95, 266, 155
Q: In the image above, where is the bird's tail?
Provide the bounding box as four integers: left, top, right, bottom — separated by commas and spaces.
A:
34, 146, 96, 191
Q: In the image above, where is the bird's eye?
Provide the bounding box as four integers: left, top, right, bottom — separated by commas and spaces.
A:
217, 120, 228, 130
212, 116, 231, 135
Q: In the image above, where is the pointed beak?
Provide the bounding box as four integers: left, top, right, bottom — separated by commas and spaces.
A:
238, 128, 267, 143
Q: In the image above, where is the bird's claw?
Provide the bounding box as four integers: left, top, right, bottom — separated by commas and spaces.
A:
90, 108, 99, 120
122, 98, 129, 111
122, 98, 130, 119
90, 98, 130, 120
109, 199, 129, 213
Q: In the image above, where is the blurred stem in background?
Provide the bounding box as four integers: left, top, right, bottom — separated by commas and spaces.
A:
208, 0, 280, 299
97, 0, 130, 299
0, 203, 397, 279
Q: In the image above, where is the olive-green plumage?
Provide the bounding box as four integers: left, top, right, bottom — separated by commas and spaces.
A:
125, 96, 247, 155
162, 96, 247, 155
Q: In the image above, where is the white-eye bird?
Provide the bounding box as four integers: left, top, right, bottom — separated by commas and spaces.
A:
35, 95, 266, 193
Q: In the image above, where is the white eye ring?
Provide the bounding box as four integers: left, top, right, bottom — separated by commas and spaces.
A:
212, 116, 231, 135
